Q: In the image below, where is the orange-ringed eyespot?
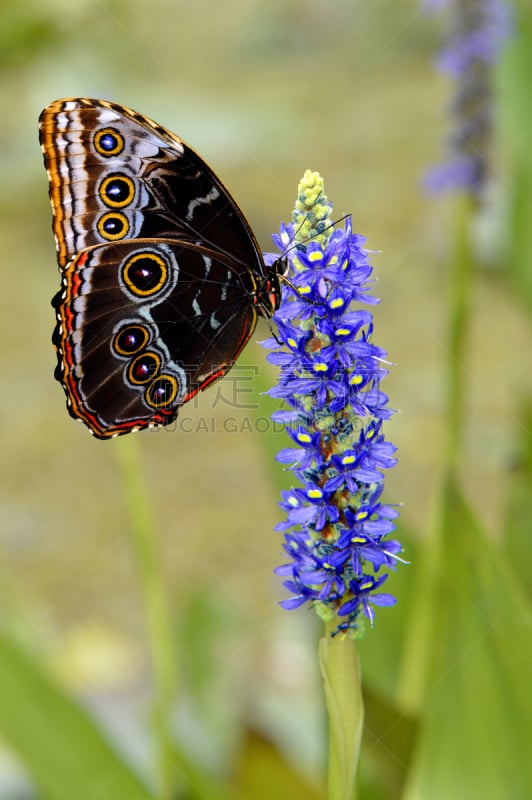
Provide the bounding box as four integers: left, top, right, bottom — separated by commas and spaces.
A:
145, 375, 178, 408
127, 351, 161, 385
113, 325, 149, 356
121, 252, 168, 297
97, 212, 129, 240
93, 127, 124, 157
99, 174, 135, 208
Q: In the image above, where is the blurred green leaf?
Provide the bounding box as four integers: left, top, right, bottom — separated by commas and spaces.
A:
361, 685, 417, 800
0, 4, 59, 67
499, 7, 532, 308
357, 523, 419, 701
355, 521, 420, 799
233, 729, 320, 800
0, 631, 154, 800
499, 6, 532, 166
166, 740, 234, 800
503, 400, 532, 603
402, 478, 532, 800
178, 585, 243, 753
506, 166, 532, 308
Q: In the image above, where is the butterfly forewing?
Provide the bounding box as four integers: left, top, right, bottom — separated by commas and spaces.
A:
39, 98, 263, 270
40, 98, 280, 438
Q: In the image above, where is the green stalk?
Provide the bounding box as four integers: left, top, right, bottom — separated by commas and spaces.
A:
445, 194, 476, 471
115, 436, 178, 800
320, 621, 364, 800
398, 195, 476, 709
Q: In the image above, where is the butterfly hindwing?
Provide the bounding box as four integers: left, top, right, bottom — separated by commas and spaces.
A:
54, 238, 259, 439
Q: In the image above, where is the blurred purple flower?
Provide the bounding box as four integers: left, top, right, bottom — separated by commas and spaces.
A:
424, 0, 513, 199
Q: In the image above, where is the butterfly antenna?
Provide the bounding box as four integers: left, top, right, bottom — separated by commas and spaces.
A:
275, 194, 350, 304
265, 316, 283, 346
277, 189, 327, 258
281, 213, 350, 260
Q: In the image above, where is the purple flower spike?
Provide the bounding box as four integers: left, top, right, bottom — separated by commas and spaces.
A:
265, 171, 404, 636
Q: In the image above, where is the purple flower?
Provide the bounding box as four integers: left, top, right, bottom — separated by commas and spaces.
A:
265, 171, 404, 636
423, 0, 513, 200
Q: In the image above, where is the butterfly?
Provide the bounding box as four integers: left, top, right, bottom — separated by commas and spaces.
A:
39, 98, 285, 439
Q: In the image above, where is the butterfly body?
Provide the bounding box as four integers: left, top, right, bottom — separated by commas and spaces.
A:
40, 98, 282, 438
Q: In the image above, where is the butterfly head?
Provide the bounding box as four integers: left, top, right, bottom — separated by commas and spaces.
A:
256, 256, 288, 318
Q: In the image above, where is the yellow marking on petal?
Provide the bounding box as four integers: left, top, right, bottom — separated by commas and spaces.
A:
330, 297, 344, 309
350, 374, 363, 385
297, 433, 312, 443
323, 561, 332, 570
287, 337, 297, 348
367, 428, 375, 439
309, 251, 324, 262
360, 581, 372, 591
298, 285, 311, 295
336, 328, 350, 336
313, 362, 328, 372
342, 258, 349, 270
307, 488, 323, 499
351, 536, 366, 544
342, 455, 356, 465
288, 496, 299, 507
356, 511, 368, 520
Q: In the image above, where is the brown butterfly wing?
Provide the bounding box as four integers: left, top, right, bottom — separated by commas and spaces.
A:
53, 239, 259, 438
39, 98, 273, 437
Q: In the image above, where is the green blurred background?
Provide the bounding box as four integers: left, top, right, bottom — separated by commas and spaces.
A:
2, 0, 532, 798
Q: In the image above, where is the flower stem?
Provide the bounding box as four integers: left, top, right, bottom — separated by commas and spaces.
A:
319, 621, 363, 800
115, 436, 178, 800
446, 194, 475, 471
398, 194, 476, 709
